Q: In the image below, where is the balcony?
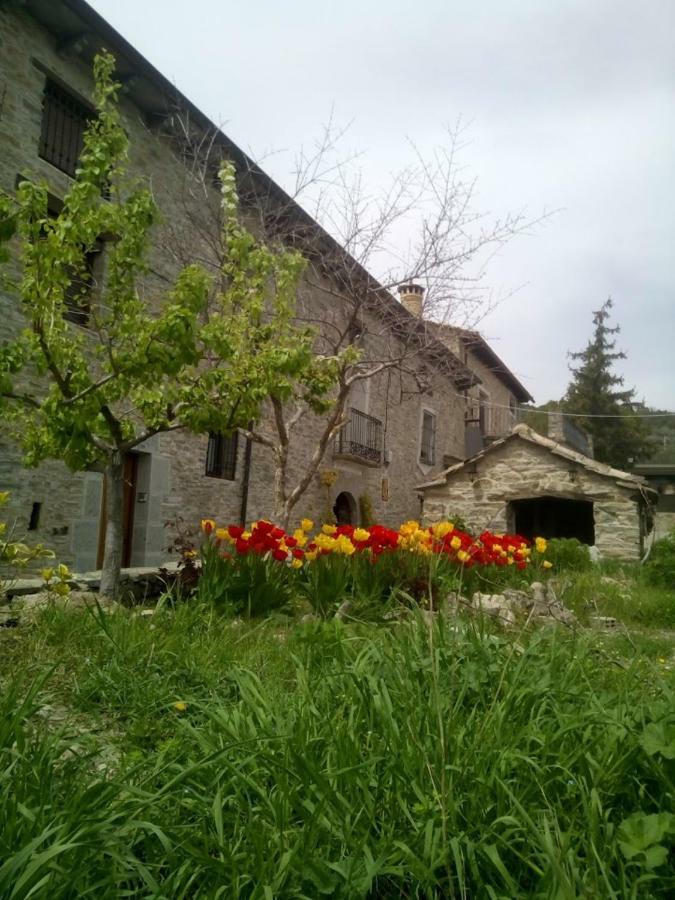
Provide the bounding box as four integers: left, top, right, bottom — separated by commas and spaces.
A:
465, 401, 516, 443
334, 407, 383, 465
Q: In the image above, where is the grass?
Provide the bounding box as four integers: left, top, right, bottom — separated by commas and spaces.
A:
554, 564, 675, 629
1, 587, 674, 899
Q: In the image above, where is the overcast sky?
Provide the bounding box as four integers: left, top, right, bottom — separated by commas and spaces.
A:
88, 0, 675, 409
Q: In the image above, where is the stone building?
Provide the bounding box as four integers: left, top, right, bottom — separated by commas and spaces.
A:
433, 325, 534, 457
632, 464, 675, 542
2, 0, 531, 571
419, 424, 655, 561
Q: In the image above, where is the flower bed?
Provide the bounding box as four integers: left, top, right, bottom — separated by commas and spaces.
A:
194, 518, 552, 617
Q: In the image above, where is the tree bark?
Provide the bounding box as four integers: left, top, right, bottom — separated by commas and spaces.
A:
99, 453, 125, 598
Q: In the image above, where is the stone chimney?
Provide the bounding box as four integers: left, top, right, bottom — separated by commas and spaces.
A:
398, 283, 425, 318
548, 412, 566, 445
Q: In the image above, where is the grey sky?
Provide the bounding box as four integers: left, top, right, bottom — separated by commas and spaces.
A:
89, 0, 675, 408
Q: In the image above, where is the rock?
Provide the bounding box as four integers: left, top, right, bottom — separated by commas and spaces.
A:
588, 546, 601, 563
442, 591, 464, 612
334, 600, 352, 620
0, 606, 18, 627
467, 585, 576, 628
470, 592, 516, 625
6, 590, 117, 624
3, 576, 48, 598
502, 588, 533, 611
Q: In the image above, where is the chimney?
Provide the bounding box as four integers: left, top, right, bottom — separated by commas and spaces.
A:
548, 412, 566, 445
398, 283, 425, 318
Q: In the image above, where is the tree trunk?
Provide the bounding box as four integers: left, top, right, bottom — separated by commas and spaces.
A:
99, 453, 125, 598
278, 502, 292, 533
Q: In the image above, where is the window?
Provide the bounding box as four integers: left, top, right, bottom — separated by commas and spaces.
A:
420, 410, 436, 465
39, 78, 92, 178
206, 431, 238, 480
63, 241, 103, 326
42, 193, 102, 327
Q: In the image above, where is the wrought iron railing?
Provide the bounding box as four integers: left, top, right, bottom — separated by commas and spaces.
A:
335, 407, 383, 464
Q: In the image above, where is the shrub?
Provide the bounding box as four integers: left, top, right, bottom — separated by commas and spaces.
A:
0, 491, 70, 597
643, 529, 675, 590
543, 537, 592, 572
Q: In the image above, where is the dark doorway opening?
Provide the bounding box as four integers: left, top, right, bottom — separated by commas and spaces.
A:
333, 491, 357, 526
510, 496, 595, 545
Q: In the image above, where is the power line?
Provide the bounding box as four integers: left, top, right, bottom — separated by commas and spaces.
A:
458, 391, 675, 420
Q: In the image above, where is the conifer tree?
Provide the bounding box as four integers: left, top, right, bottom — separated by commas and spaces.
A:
564, 298, 652, 468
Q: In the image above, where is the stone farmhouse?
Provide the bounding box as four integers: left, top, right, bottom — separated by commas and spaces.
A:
419, 420, 656, 561
0, 0, 531, 572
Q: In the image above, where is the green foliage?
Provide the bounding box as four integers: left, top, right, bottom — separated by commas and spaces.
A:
0, 53, 317, 467
1, 606, 673, 896
644, 409, 675, 463
198, 540, 294, 617
0, 491, 57, 592
564, 298, 652, 467
554, 564, 675, 629
543, 537, 592, 572
0, 52, 343, 591
358, 493, 374, 527
643, 529, 675, 590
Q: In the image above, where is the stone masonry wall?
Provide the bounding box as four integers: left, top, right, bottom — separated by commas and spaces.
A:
0, 5, 467, 567
421, 439, 644, 560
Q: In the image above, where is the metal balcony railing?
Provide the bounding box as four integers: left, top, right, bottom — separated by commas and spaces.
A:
335, 407, 383, 464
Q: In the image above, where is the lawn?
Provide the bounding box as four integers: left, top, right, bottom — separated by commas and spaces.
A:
1, 577, 673, 899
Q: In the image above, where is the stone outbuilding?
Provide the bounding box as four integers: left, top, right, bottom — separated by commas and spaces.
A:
418, 425, 655, 561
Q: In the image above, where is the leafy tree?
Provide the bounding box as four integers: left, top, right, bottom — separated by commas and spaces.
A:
0, 52, 331, 597
564, 298, 652, 468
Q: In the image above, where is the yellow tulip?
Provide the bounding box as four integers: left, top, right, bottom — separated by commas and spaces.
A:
301, 518, 314, 532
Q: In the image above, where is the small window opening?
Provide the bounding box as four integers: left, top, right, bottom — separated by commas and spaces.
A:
28, 502, 42, 531
206, 431, 238, 480
420, 410, 436, 465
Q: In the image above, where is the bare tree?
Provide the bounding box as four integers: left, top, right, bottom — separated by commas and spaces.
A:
148, 106, 546, 527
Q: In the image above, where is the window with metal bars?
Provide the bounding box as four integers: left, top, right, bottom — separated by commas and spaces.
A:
420, 410, 436, 465
38, 78, 92, 178
41, 194, 102, 327
205, 432, 238, 480
62, 242, 102, 326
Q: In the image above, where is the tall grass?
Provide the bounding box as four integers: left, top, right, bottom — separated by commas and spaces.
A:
1, 606, 673, 897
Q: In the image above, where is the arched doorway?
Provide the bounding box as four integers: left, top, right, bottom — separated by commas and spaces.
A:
333, 491, 357, 526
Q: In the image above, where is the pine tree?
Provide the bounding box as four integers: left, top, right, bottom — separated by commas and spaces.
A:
564, 298, 652, 468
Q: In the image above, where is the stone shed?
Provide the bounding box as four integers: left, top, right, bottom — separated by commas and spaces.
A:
418, 425, 655, 561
